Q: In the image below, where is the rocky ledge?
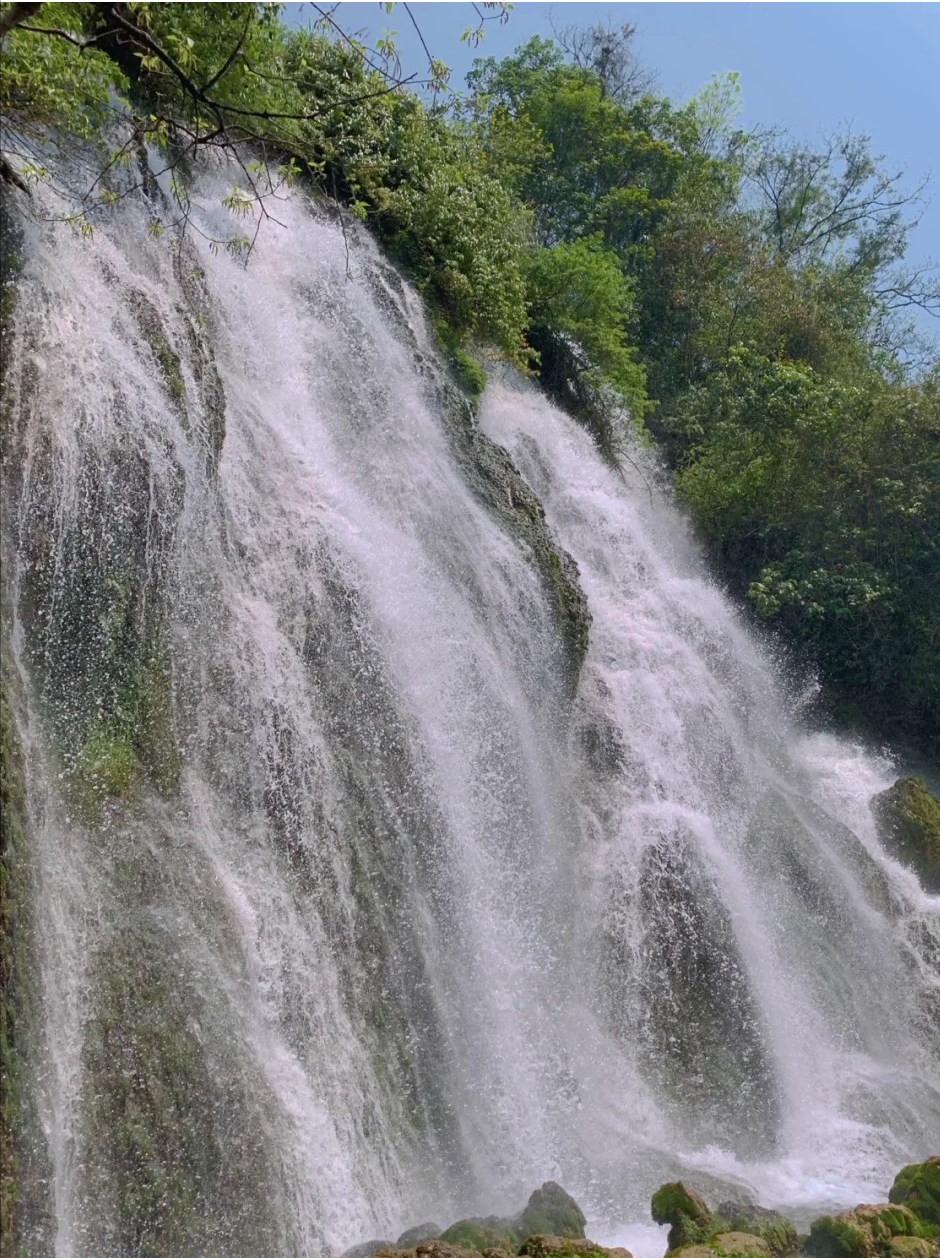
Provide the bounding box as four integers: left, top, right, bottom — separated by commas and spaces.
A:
342, 1159, 940, 1258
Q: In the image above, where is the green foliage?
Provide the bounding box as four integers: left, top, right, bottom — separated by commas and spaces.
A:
3, 5, 938, 750
667, 349, 939, 748
1, 4, 126, 145
525, 236, 647, 422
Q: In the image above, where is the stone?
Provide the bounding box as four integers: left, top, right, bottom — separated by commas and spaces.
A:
516, 1184, 588, 1241
517, 1237, 632, 1258
888, 1239, 935, 1258
713, 1202, 798, 1257
652, 1182, 713, 1251
872, 779, 940, 893
398, 1225, 443, 1249
710, 1233, 772, 1257
890, 1157, 940, 1229
345, 1243, 396, 1258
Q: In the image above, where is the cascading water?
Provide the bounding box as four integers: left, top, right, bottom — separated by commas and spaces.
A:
1, 161, 938, 1258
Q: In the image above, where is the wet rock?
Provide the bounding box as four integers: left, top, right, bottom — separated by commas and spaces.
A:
888, 1239, 935, 1258
443, 386, 591, 690
439, 1220, 518, 1252
652, 1182, 713, 1251
397, 1225, 443, 1248
804, 1203, 925, 1258
710, 1234, 771, 1258
889, 1157, 940, 1229
345, 1244, 397, 1258
872, 778, 940, 893
518, 1236, 632, 1258
713, 1202, 798, 1257
517, 1183, 588, 1240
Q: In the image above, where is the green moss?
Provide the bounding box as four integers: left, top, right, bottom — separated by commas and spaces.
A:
708, 1234, 771, 1258
80, 720, 139, 794
652, 1183, 713, 1251
433, 315, 487, 398
890, 1158, 940, 1230
888, 1239, 934, 1258
154, 337, 185, 403
804, 1215, 870, 1258
804, 1205, 928, 1258
0, 665, 54, 1254
396, 1223, 442, 1248
516, 1183, 587, 1241
518, 1239, 609, 1258
872, 779, 940, 892
713, 1203, 798, 1257
440, 1220, 519, 1253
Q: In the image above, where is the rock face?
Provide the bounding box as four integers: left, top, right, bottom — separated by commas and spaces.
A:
871, 778, 940, 893
890, 1158, 940, 1230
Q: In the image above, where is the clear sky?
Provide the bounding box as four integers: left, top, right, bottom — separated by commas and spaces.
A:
287, 2, 940, 337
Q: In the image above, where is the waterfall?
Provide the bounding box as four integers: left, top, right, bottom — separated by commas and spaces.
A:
2, 165, 938, 1258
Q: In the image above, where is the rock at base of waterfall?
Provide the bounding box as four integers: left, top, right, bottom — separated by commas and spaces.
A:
803, 1203, 933, 1258
651, 1182, 713, 1251
890, 1157, 940, 1229
516, 1184, 588, 1241
518, 1235, 632, 1258
713, 1202, 799, 1257
871, 778, 940, 893
397, 1225, 444, 1248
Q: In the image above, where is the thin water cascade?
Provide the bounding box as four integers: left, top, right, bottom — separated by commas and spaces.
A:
2, 166, 938, 1258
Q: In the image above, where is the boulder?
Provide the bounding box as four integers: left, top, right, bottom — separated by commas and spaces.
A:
871, 778, 940, 893
517, 1236, 632, 1258
345, 1243, 396, 1258
890, 1158, 940, 1230
888, 1240, 935, 1258
398, 1226, 443, 1249
517, 1184, 589, 1241
713, 1201, 798, 1257
710, 1234, 771, 1258
804, 1203, 924, 1258
652, 1182, 713, 1250
439, 1220, 518, 1253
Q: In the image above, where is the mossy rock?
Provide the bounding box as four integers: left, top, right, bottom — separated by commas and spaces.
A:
652, 1182, 713, 1250
890, 1158, 940, 1230
710, 1234, 772, 1258
397, 1224, 443, 1248
516, 1183, 588, 1241
872, 778, 940, 893
714, 1202, 798, 1257
805, 1204, 924, 1258
518, 1236, 631, 1258
888, 1239, 935, 1258
439, 1220, 518, 1253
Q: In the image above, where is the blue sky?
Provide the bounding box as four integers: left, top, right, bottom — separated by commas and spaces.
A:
287, 2, 939, 337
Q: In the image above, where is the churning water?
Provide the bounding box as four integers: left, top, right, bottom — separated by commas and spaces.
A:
2, 163, 938, 1258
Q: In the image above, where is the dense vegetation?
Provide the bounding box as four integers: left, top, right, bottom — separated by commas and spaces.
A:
1, 2, 937, 753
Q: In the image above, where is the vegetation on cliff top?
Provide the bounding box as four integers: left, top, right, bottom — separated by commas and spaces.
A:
1, 2, 938, 752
